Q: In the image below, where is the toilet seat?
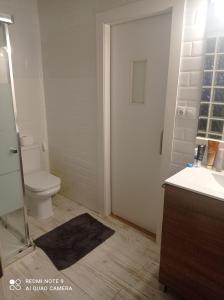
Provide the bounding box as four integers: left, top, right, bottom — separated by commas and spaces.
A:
25, 185, 61, 200
24, 171, 61, 193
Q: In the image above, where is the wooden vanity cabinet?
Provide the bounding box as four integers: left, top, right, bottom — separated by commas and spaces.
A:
159, 184, 224, 300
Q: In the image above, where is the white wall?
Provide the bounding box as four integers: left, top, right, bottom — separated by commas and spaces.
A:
37, 0, 142, 211
171, 0, 208, 174
0, 0, 49, 170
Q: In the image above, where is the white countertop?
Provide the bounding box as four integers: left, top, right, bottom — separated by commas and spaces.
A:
165, 167, 224, 202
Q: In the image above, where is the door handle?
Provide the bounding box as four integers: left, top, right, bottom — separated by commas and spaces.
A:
9, 147, 18, 154
160, 129, 164, 155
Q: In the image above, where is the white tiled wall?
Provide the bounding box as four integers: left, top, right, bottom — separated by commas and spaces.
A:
171, 0, 208, 175
0, 0, 49, 170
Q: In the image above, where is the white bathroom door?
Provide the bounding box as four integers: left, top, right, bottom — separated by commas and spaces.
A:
111, 13, 172, 233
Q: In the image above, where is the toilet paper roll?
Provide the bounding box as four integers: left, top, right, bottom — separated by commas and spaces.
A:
20, 135, 34, 146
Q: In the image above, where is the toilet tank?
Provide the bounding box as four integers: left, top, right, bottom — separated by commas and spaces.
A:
21, 145, 41, 174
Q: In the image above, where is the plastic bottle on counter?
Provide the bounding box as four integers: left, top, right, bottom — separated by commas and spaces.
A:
214, 148, 224, 172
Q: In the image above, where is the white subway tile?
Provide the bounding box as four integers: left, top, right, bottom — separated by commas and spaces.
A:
184, 26, 206, 42
186, 107, 198, 119
186, 100, 199, 108
177, 100, 188, 106
175, 117, 198, 130
195, 4, 208, 26
190, 71, 202, 86
173, 140, 195, 154
179, 72, 190, 86
184, 128, 197, 141
174, 127, 185, 140
181, 57, 203, 71
182, 153, 194, 164
178, 87, 201, 101
184, 9, 197, 26
192, 41, 205, 56
182, 42, 192, 56
172, 152, 184, 164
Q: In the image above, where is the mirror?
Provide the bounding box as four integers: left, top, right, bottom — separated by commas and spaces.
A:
197, 0, 224, 141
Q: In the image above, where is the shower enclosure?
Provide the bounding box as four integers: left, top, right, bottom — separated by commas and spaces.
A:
0, 14, 32, 274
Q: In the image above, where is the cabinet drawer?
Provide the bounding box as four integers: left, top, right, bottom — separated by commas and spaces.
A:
162, 207, 224, 255
164, 185, 224, 221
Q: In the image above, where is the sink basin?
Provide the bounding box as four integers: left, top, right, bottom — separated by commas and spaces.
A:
165, 167, 224, 202
212, 173, 224, 187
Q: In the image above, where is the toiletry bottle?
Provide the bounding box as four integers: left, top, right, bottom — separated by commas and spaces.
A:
193, 147, 198, 167
214, 148, 224, 172
207, 140, 219, 169
193, 145, 206, 167
196, 145, 206, 167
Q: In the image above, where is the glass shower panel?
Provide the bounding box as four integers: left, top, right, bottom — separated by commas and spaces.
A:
0, 22, 29, 264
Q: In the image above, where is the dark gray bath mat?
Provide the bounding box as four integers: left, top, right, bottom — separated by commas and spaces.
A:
34, 213, 115, 270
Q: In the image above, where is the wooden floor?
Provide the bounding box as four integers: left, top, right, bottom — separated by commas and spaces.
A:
3, 195, 178, 300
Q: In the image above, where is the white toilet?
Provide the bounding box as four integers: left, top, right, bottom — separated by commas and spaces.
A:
21, 145, 61, 219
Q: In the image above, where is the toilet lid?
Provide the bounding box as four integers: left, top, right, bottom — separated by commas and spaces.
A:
24, 171, 61, 192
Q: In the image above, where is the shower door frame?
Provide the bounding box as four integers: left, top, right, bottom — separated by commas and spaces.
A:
0, 13, 33, 268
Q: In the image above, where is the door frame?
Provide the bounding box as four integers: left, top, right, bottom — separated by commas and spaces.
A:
96, 0, 186, 242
